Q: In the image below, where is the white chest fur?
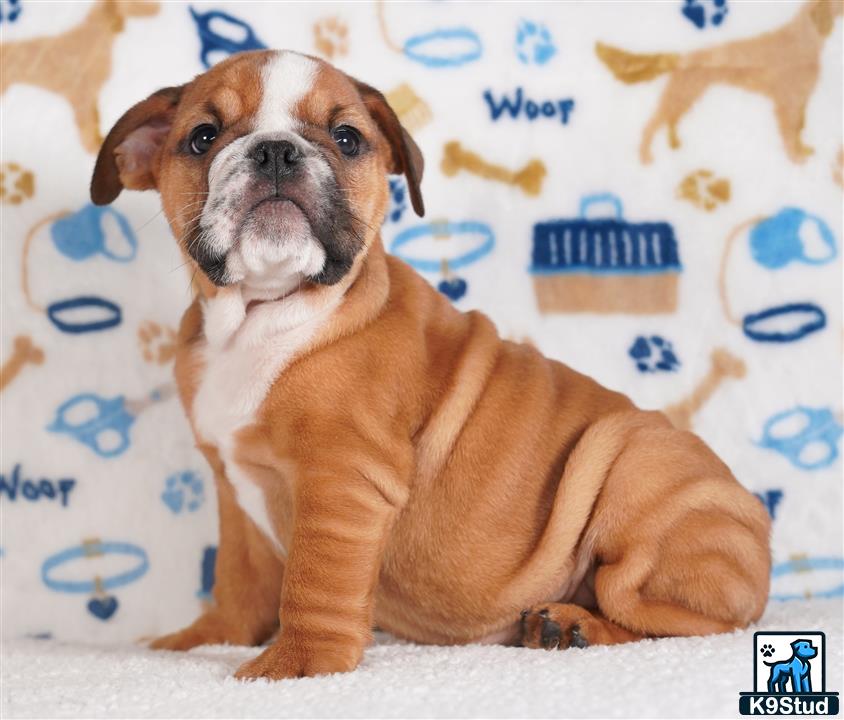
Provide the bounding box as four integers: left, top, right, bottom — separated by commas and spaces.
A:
192, 288, 338, 553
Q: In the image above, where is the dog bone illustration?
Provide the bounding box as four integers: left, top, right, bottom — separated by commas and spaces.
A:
386, 83, 432, 134
664, 348, 746, 430
0, 335, 44, 392
441, 141, 546, 196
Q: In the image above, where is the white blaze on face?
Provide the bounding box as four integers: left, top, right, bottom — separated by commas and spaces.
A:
197, 51, 328, 301
254, 51, 318, 134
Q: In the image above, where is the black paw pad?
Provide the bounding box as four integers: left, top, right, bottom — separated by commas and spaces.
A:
540, 617, 562, 650
569, 624, 589, 649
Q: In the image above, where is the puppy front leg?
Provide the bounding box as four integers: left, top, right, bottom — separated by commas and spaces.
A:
235, 472, 397, 680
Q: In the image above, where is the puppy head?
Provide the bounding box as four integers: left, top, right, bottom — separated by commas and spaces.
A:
91, 50, 423, 301
792, 640, 818, 660
809, 0, 843, 35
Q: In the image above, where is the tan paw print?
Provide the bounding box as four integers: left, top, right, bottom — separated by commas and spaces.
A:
138, 321, 177, 365
676, 169, 730, 212
313, 16, 348, 59
0, 163, 35, 205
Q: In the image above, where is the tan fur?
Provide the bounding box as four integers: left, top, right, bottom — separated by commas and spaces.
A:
0, 0, 160, 153
597, 0, 843, 164
92, 51, 771, 680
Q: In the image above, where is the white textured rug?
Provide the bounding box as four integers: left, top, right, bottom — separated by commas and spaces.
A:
2, 600, 841, 719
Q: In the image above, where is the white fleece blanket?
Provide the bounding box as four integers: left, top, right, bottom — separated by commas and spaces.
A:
2, 600, 842, 719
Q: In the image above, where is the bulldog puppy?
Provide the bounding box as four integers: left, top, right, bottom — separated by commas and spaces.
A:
91, 50, 771, 680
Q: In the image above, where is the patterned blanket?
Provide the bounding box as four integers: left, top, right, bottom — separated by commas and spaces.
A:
1, 0, 841, 642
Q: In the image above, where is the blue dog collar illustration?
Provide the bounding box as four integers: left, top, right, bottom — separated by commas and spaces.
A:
42, 541, 149, 594
377, 2, 482, 69
390, 221, 495, 273
742, 303, 826, 344
720, 213, 835, 344
22, 205, 135, 335
46, 296, 122, 335
769, 556, 844, 601
403, 27, 483, 68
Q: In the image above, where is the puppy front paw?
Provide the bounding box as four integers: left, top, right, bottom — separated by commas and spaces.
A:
149, 613, 256, 651
234, 635, 362, 681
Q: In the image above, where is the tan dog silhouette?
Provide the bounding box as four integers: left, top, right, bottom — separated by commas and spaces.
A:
597, 0, 843, 164
0, 0, 160, 153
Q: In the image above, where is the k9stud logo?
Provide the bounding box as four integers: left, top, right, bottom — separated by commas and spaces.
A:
739, 631, 839, 715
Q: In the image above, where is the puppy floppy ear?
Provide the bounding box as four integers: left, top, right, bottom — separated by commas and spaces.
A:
91, 85, 183, 205
353, 80, 425, 217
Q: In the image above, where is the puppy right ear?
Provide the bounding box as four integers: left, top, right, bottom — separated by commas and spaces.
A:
91, 85, 183, 205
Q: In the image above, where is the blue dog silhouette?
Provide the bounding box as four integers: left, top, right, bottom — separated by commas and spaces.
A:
766, 639, 817, 693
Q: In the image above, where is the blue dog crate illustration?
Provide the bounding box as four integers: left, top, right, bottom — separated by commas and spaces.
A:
530, 194, 682, 314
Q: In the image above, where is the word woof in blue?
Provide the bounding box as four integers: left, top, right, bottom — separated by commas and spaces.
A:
0, 464, 76, 507
484, 88, 575, 125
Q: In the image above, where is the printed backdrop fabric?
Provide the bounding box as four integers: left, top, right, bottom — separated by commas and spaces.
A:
0, 0, 842, 643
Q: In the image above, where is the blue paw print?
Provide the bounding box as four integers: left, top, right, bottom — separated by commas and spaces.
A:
629, 336, 681, 373
162, 470, 205, 514
682, 0, 728, 29
386, 177, 407, 224
0, 0, 22, 23
515, 19, 557, 66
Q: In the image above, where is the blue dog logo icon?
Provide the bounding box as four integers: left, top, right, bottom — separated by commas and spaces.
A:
765, 639, 817, 694
739, 631, 839, 715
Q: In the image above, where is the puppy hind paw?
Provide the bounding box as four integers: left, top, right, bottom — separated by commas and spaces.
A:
520, 606, 590, 650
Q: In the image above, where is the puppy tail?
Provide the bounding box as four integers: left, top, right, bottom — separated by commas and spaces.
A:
595, 42, 680, 83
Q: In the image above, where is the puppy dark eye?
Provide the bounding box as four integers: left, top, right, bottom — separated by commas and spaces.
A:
189, 124, 218, 155
332, 125, 360, 157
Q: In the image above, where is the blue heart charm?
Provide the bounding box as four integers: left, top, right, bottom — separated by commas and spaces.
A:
87, 595, 118, 620
438, 277, 468, 301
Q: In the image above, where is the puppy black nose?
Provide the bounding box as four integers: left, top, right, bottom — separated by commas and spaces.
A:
249, 140, 300, 179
